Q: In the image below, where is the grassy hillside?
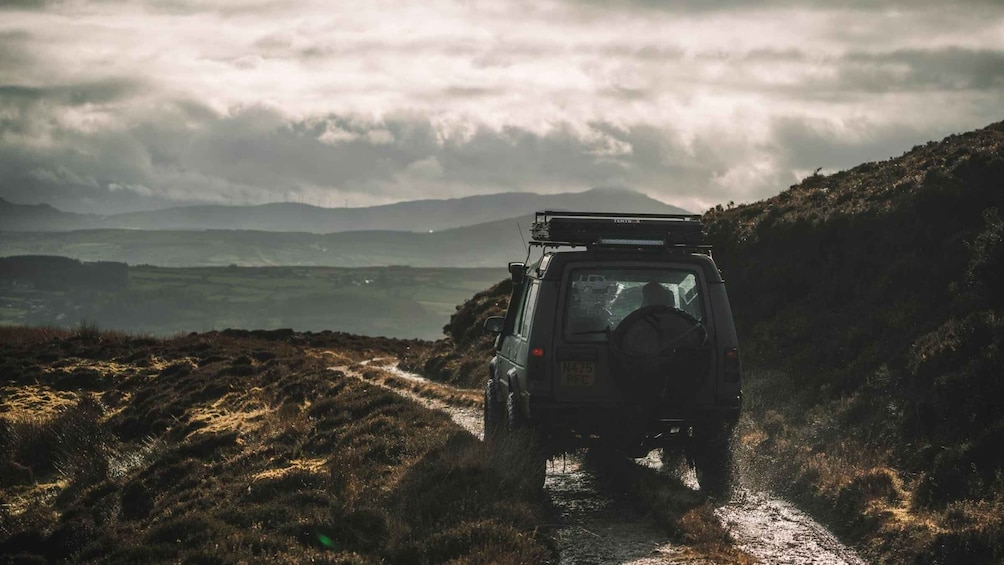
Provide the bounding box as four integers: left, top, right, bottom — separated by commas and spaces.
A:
411, 121, 1004, 563
704, 121, 1004, 563
0, 327, 553, 563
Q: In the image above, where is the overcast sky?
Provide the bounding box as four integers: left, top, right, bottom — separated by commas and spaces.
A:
1, 0, 1002, 214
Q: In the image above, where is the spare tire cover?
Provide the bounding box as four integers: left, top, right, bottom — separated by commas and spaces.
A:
610, 305, 710, 403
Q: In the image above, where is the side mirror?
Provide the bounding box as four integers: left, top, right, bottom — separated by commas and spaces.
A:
483, 316, 505, 334
508, 262, 525, 285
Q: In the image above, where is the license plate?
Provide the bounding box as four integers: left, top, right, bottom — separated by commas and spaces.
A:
561, 360, 595, 387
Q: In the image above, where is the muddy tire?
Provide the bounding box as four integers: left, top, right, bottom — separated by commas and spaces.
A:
692, 439, 733, 500
506, 391, 526, 431
484, 380, 504, 443
659, 448, 688, 476
507, 392, 547, 490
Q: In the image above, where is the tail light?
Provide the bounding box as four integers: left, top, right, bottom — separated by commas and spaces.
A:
529, 347, 546, 380
724, 347, 741, 382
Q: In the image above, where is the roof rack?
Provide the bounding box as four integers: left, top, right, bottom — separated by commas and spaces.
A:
529, 210, 706, 250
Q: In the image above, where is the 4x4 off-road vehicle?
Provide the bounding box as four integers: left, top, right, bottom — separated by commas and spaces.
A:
483, 211, 742, 495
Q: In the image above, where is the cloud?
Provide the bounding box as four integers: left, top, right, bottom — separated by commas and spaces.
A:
570, 0, 1004, 14
0, 0, 54, 10
2, 89, 1000, 214
0, 0, 1001, 215
770, 117, 926, 174
839, 48, 1004, 92
0, 80, 142, 107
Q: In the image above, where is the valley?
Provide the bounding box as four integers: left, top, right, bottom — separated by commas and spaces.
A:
0, 259, 504, 340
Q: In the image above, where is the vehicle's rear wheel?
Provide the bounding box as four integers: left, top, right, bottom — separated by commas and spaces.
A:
506, 391, 526, 431
659, 447, 688, 476
507, 391, 547, 490
692, 436, 733, 500
483, 380, 504, 443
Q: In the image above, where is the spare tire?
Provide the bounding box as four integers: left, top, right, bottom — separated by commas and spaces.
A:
609, 305, 710, 404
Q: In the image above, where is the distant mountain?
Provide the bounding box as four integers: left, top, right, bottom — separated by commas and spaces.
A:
0, 188, 687, 233
0, 215, 535, 268
0, 199, 95, 231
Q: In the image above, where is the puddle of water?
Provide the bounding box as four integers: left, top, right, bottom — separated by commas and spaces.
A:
715, 491, 868, 565
634, 440, 867, 564
635, 451, 701, 490
546, 457, 700, 565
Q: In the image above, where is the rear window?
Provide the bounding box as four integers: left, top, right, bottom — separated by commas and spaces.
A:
563, 267, 703, 341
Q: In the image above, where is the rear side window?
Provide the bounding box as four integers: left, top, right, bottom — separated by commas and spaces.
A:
564, 267, 703, 341
510, 282, 528, 334
518, 281, 540, 337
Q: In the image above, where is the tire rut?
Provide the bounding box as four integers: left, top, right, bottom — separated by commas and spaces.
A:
331, 358, 868, 565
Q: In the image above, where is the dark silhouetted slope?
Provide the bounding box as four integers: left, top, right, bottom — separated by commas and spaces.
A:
704, 121, 1004, 564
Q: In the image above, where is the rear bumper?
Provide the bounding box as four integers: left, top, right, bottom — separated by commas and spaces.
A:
529, 399, 740, 454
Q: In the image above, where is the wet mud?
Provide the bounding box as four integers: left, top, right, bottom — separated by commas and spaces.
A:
715, 491, 867, 565
338, 359, 869, 565
547, 456, 709, 565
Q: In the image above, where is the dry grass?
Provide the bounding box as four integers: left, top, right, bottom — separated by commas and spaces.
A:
738, 369, 1004, 564
0, 385, 81, 418
0, 328, 553, 564
0, 325, 73, 345
353, 360, 482, 408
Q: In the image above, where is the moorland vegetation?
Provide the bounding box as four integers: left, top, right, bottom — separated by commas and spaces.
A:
703, 121, 1004, 564
4, 121, 1001, 564
414, 121, 1004, 564
0, 327, 553, 563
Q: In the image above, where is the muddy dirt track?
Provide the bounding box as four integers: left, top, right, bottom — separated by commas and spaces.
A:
334, 360, 868, 565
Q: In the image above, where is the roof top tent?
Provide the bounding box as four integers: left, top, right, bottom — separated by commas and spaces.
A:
528, 210, 708, 252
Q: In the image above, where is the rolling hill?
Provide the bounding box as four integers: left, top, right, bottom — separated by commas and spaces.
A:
0, 187, 688, 267
0, 187, 686, 233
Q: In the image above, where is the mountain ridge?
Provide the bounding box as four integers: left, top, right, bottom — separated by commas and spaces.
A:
0, 187, 686, 233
